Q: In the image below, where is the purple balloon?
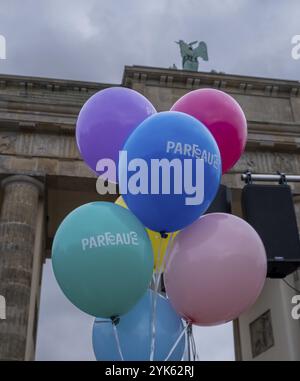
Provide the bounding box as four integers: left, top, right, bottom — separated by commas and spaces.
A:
76, 87, 156, 180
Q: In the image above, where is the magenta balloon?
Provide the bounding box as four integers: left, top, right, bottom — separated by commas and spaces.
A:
164, 213, 267, 326
76, 87, 156, 180
171, 89, 247, 174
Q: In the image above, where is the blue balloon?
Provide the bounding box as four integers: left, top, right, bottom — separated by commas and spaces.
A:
92, 290, 186, 361
119, 111, 221, 232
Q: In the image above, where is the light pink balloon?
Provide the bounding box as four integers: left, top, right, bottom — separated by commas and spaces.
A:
171, 88, 247, 174
164, 213, 267, 326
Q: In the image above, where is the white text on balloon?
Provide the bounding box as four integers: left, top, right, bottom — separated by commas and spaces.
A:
81, 231, 139, 251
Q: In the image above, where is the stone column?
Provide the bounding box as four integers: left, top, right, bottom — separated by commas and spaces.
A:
0, 175, 44, 361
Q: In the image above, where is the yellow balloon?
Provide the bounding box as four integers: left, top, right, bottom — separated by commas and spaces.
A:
115, 196, 178, 271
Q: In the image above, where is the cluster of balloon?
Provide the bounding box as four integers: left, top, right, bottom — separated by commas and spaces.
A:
52, 85, 267, 362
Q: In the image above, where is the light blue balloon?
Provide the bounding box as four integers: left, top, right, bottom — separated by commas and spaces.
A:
52, 202, 154, 318
92, 289, 186, 361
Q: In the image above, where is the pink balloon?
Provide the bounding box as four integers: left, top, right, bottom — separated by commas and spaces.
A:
171, 89, 247, 174
164, 213, 267, 326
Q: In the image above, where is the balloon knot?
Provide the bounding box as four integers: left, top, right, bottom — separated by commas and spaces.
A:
160, 231, 168, 239
111, 316, 120, 325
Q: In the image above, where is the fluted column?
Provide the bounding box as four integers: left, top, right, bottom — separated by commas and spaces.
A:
0, 175, 44, 361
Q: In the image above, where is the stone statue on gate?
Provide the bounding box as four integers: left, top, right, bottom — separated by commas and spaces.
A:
175, 40, 208, 71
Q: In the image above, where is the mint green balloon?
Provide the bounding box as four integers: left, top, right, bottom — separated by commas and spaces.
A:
52, 202, 154, 318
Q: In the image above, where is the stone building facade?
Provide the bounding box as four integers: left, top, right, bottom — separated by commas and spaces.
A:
0, 65, 300, 360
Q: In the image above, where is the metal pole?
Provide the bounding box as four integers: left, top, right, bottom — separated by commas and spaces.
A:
241, 173, 300, 183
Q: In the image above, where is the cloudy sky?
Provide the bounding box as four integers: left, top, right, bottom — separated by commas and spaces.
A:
1, 0, 299, 361
0, 0, 300, 84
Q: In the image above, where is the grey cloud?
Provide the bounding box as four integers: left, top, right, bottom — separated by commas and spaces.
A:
0, 0, 299, 83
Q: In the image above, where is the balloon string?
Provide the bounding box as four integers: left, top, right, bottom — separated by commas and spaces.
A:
149, 234, 164, 361
164, 322, 190, 361
190, 328, 198, 361
154, 232, 174, 294
187, 324, 191, 361
152, 273, 156, 286
187, 324, 198, 361
112, 322, 124, 361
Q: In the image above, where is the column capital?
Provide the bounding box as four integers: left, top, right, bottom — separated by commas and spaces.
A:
1, 175, 44, 195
